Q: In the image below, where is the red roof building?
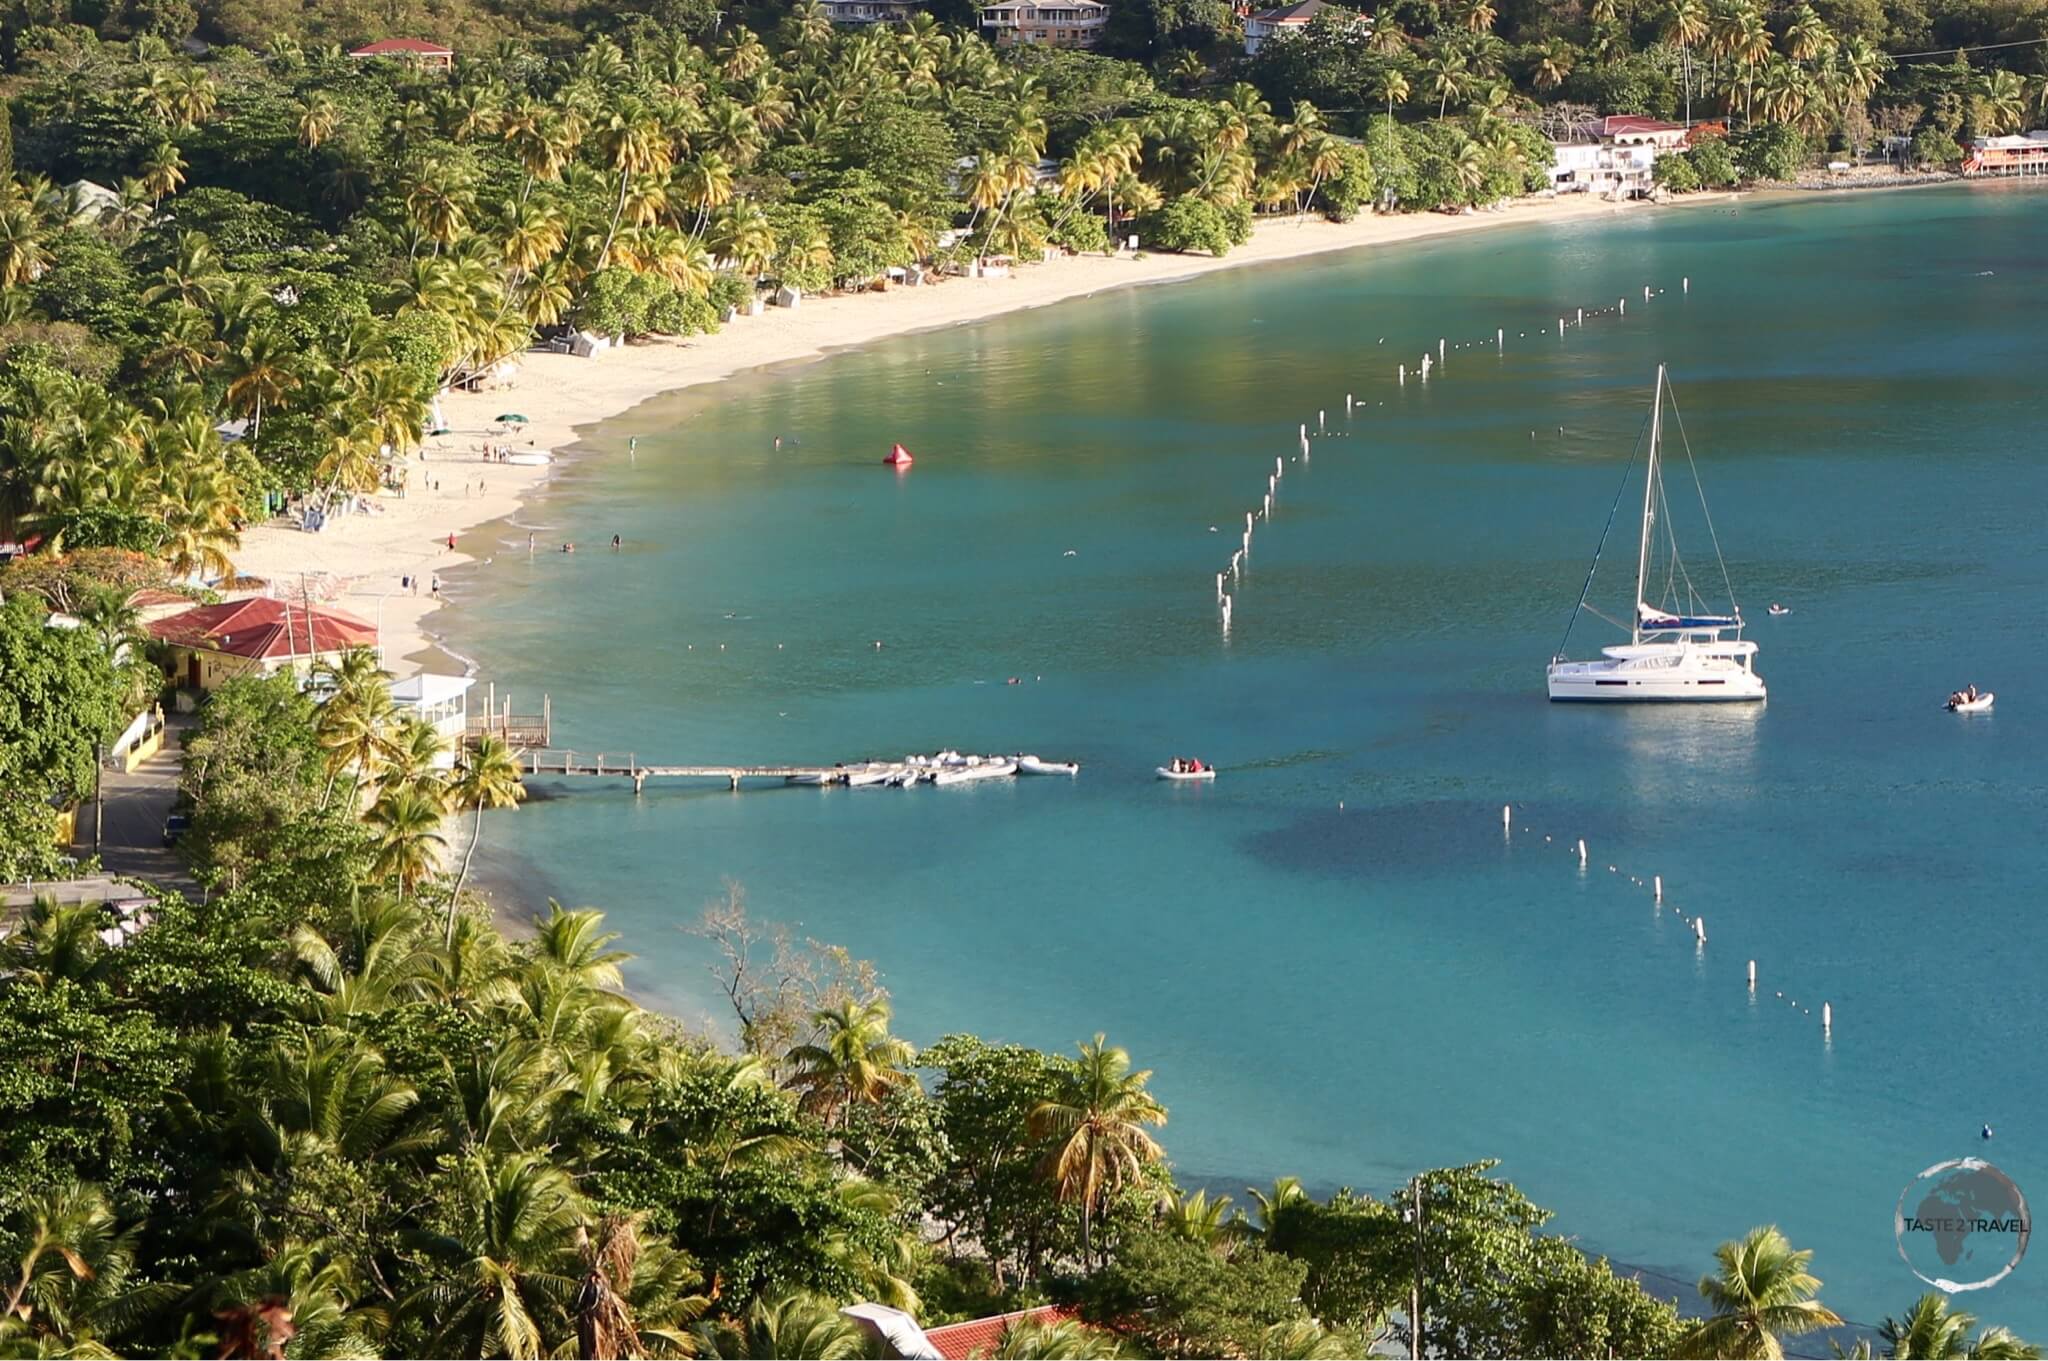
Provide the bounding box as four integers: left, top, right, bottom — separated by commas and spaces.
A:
922, 1305, 1082, 1360
348, 37, 455, 68
150, 597, 378, 690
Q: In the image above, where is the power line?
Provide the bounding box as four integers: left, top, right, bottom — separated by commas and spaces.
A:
1884, 34, 2048, 60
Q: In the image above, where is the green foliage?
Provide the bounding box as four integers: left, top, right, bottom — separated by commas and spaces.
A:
1144, 195, 1236, 256
1686, 137, 1740, 188
1319, 141, 1377, 221
1910, 124, 1962, 166
1653, 151, 1705, 191
1733, 123, 1808, 182
1077, 1227, 1310, 1359
0, 591, 129, 816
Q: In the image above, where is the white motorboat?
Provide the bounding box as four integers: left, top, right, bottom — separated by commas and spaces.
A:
933, 759, 1016, 785
1547, 367, 1766, 703
1017, 755, 1079, 776
1157, 765, 1216, 782
785, 772, 830, 786
1768, 604, 1791, 616
845, 765, 893, 786
1947, 691, 1994, 713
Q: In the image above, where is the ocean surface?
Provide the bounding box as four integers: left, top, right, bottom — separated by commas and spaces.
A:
452, 183, 2048, 1335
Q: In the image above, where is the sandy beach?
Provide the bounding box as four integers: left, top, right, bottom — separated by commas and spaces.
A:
234, 192, 1682, 674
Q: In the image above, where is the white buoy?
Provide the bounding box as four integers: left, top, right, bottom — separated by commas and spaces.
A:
1263, 493, 1272, 516
1275, 457, 1283, 477
1400, 365, 1406, 384
1246, 511, 1254, 531
1438, 338, 1446, 359
1346, 394, 1354, 413
1576, 307, 1583, 325
1694, 917, 1706, 944
1318, 410, 1325, 430
1619, 298, 1626, 315
1220, 595, 1232, 629
1653, 875, 1663, 902
1558, 317, 1565, 336
1576, 838, 1587, 866
1216, 572, 1225, 600
1502, 804, 1511, 830
1822, 1001, 1832, 1032
1644, 284, 1652, 301
1300, 423, 1308, 440
1748, 960, 1757, 989
1497, 327, 1504, 351
1682, 276, 1690, 293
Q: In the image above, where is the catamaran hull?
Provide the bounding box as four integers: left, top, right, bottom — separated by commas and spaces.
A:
1547, 666, 1767, 702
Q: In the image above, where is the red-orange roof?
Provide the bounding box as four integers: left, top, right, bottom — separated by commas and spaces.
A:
148, 597, 377, 660
923, 1306, 1080, 1361
349, 37, 453, 56
1603, 115, 1687, 136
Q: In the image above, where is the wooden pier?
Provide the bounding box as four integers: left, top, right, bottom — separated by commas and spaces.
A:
524, 750, 859, 793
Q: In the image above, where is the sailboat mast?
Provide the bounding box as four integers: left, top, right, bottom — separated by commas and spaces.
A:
1633, 366, 1665, 645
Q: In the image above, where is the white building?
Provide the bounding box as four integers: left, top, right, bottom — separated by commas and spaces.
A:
390, 673, 476, 768
1547, 116, 1691, 197
979, 0, 1108, 48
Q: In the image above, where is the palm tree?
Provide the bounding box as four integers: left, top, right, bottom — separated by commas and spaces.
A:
1782, 3, 1834, 62
1664, 0, 1709, 121
0, 898, 109, 986
1246, 1175, 1310, 1238
1376, 66, 1413, 117
297, 94, 339, 148
1257, 1320, 1361, 1359
0, 1180, 133, 1335
1682, 1225, 1843, 1359
1978, 69, 2027, 135
1874, 1293, 2039, 1359
365, 784, 448, 897
414, 1151, 586, 1359
785, 995, 915, 1125
992, 1317, 1124, 1358
1532, 40, 1575, 92
0, 206, 51, 288
1027, 1034, 1168, 1269
449, 735, 526, 921
224, 327, 296, 446
138, 138, 186, 208
592, 98, 674, 270
1161, 1188, 1235, 1248
1427, 48, 1470, 119
693, 1293, 867, 1360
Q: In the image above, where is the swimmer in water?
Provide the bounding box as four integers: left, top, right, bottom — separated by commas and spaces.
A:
612, 534, 621, 550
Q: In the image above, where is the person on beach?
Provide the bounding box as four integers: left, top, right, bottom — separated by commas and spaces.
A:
527, 532, 535, 553
430, 576, 441, 597
447, 532, 457, 551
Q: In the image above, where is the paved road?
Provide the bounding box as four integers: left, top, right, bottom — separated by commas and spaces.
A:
77, 714, 201, 900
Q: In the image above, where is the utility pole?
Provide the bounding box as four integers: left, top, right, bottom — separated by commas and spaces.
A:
1410, 1179, 1425, 1361
93, 742, 104, 856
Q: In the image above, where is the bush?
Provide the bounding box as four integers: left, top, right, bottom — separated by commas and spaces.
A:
1686, 137, 1739, 187
1319, 141, 1377, 221
706, 272, 752, 314
1910, 125, 1962, 167
1144, 195, 1235, 256
1652, 152, 1703, 192
1732, 123, 1806, 183
1052, 209, 1112, 255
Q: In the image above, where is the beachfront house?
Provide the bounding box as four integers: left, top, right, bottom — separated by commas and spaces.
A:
1244, 0, 1364, 53
979, 0, 1109, 48
390, 674, 476, 767
1546, 115, 1689, 197
840, 1304, 1096, 1359
149, 597, 379, 693
348, 37, 455, 70
1963, 131, 2048, 175
820, 0, 927, 22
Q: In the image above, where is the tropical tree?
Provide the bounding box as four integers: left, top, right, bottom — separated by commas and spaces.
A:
1027, 1034, 1168, 1268
412, 1151, 586, 1359
785, 995, 915, 1126
449, 735, 527, 920
1873, 1293, 2040, 1360
365, 784, 449, 896
1682, 1226, 1843, 1359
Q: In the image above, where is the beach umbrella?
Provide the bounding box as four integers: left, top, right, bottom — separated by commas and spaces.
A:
497, 413, 529, 424
428, 426, 452, 436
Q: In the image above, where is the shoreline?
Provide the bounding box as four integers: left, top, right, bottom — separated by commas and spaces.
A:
234, 191, 1710, 673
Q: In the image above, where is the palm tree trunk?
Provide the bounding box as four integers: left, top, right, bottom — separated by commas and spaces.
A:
449, 799, 484, 942
597, 170, 630, 273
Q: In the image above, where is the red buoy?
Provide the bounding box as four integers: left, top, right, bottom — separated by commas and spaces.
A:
884, 443, 915, 467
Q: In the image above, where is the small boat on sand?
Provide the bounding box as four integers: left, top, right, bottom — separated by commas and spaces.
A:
1157, 760, 1215, 782
1947, 689, 1994, 713
505, 451, 553, 466
1017, 755, 1079, 776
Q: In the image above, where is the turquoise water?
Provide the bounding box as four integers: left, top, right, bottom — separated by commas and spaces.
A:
453, 184, 2048, 1332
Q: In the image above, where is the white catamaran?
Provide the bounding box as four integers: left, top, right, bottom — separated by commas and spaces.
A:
1547, 366, 1765, 704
